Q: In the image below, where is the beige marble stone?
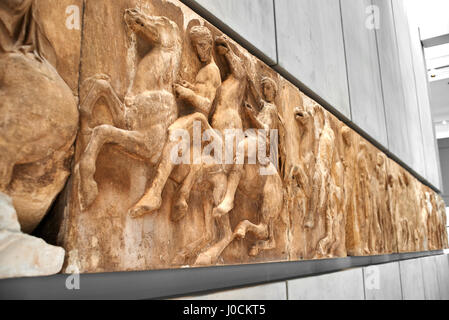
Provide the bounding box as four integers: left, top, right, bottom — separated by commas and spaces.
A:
346, 137, 397, 256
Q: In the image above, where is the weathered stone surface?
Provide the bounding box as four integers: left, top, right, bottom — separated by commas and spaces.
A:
387, 159, 448, 253
10, 0, 446, 274
0, 193, 64, 279
0, 0, 81, 233
346, 137, 396, 256
58, 0, 290, 273
284, 93, 348, 259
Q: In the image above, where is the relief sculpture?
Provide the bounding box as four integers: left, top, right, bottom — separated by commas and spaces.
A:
122, 23, 284, 264
1, 0, 445, 277
77, 8, 182, 213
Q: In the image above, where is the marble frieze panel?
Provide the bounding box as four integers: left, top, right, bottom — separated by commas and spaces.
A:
18, 0, 446, 274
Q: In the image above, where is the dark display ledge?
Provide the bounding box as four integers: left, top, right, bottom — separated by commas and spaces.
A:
0, 250, 445, 300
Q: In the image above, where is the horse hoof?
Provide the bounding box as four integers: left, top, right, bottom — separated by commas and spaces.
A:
77, 168, 98, 211
195, 252, 213, 266
128, 195, 162, 218
172, 253, 186, 265
212, 205, 231, 218
249, 246, 260, 257
79, 189, 97, 211
171, 200, 188, 222
212, 201, 234, 218
233, 225, 246, 240
128, 205, 151, 219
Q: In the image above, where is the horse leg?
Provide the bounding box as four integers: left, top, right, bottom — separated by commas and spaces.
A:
316, 206, 334, 257
249, 220, 276, 257
194, 172, 232, 266
305, 169, 323, 228
212, 138, 248, 218
77, 125, 147, 210
244, 175, 282, 257
172, 197, 216, 265
234, 220, 268, 240
128, 139, 179, 218
172, 165, 200, 222
194, 214, 233, 265
212, 168, 241, 218
317, 187, 339, 257
79, 75, 126, 135
129, 113, 215, 217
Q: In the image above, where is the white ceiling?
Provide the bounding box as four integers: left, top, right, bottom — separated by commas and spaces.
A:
406, 0, 449, 40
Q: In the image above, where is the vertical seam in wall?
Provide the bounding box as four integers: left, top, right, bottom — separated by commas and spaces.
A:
434, 256, 443, 299
338, 0, 353, 121
420, 258, 427, 299
419, 258, 427, 299
407, 23, 428, 180
285, 280, 289, 300
390, 0, 413, 168
272, 0, 279, 66
397, 261, 404, 300
361, 268, 367, 300
77, 0, 86, 100
419, 31, 443, 190
419, 28, 440, 178
372, 0, 390, 149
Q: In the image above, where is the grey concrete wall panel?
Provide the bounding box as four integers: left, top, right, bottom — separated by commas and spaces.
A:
409, 23, 442, 189
178, 282, 287, 300
185, 0, 277, 65
274, 0, 351, 118
399, 258, 425, 300
421, 256, 442, 299
373, 0, 412, 166
391, 0, 426, 177
287, 269, 365, 300
364, 262, 402, 300
341, 0, 388, 146
435, 254, 449, 299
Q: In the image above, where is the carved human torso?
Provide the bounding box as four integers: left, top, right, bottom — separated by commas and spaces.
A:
211, 50, 246, 134
256, 102, 278, 132
211, 78, 244, 133
194, 62, 221, 109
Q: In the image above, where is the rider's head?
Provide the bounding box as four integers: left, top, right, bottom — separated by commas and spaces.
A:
261, 77, 277, 103
190, 26, 213, 64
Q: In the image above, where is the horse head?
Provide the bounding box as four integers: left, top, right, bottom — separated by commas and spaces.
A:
124, 8, 181, 51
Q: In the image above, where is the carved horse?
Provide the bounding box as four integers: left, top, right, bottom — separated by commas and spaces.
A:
167, 113, 284, 265
76, 8, 182, 211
